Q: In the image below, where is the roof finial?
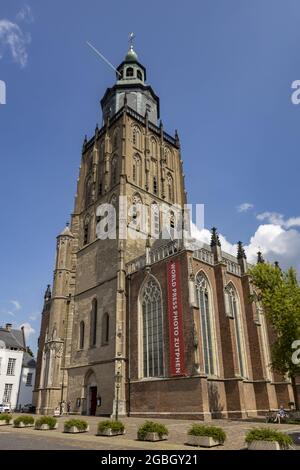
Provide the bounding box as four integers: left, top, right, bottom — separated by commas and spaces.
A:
257, 251, 265, 264
129, 32, 135, 49
210, 227, 221, 247
237, 241, 246, 259
44, 284, 52, 301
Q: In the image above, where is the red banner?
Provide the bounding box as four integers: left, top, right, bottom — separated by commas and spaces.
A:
167, 260, 186, 376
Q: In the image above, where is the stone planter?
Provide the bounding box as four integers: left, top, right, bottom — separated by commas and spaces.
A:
97, 428, 125, 437
247, 440, 281, 450
187, 435, 221, 447
35, 423, 58, 431
0, 419, 13, 426
138, 432, 167, 442
64, 425, 89, 434
14, 422, 34, 428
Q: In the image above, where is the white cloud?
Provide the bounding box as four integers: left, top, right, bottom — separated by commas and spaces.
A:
0, 19, 31, 67
257, 212, 300, 229
20, 322, 35, 340
29, 314, 37, 321
16, 5, 34, 23
244, 224, 300, 271
10, 300, 21, 310
237, 202, 254, 213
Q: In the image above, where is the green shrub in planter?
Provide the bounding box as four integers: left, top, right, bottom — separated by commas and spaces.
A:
188, 424, 227, 444
14, 415, 35, 426
0, 413, 12, 424
35, 416, 57, 429
245, 428, 293, 450
137, 421, 169, 440
97, 420, 125, 434
64, 419, 88, 431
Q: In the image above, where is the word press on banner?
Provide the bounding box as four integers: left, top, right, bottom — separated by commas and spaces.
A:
167, 260, 186, 376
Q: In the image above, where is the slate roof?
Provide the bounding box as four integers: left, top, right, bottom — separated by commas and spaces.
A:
0, 327, 25, 350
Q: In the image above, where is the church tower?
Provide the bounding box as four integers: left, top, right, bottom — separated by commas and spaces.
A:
34, 41, 186, 416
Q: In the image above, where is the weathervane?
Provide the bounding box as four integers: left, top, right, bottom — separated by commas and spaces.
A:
129, 32, 135, 48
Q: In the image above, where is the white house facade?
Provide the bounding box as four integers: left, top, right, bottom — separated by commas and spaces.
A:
0, 324, 36, 411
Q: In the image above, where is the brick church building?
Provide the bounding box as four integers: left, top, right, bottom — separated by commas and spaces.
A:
33, 43, 293, 419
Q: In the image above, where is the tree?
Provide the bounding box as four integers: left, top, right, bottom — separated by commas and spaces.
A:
249, 263, 300, 409
26, 346, 34, 357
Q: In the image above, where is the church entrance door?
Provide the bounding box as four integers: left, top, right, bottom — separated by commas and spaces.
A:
89, 386, 97, 416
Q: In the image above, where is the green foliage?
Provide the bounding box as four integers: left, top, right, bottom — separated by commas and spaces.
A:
187, 424, 226, 444
14, 415, 34, 426
249, 264, 300, 379
245, 428, 293, 449
64, 419, 88, 431
97, 420, 125, 433
35, 416, 57, 429
137, 421, 169, 439
26, 346, 34, 357
0, 413, 12, 423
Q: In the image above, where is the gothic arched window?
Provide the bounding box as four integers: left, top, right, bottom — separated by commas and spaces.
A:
195, 273, 217, 376
113, 128, 119, 149
111, 155, 117, 186
85, 176, 93, 207
126, 67, 134, 77
140, 277, 164, 378
133, 154, 142, 186
225, 283, 248, 378
83, 216, 90, 245
151, 137, 157, 159
151, 202, 160, 239
153, 176, 157, 194
167, 173, 174, 203
79, 321, 85, 350
132, 126, 141, 149
102, 313, 109, 345
90, 299, 98, 347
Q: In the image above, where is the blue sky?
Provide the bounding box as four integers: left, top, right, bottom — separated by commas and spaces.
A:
1, 0, 300, 352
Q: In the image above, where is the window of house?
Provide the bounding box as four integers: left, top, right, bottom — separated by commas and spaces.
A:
6, 358, 16, 376
26, 372, 33, 386
141, 277, 164, 378
3, 384, 12, 403
137, 70, 143, 80
79, 321, 85, 350
126, 67, 134, 77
